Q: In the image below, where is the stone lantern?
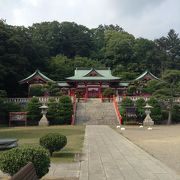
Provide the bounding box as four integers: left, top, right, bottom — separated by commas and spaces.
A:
143, 103, 154, 126
39, 104, 49, 126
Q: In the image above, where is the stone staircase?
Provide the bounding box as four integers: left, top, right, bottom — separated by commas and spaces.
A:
75, 98, 119, 125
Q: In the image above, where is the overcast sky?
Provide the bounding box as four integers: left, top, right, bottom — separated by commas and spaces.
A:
0, 0, 180, 40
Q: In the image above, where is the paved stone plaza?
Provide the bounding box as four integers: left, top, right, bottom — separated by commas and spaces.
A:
43, 163, 80, 180
120, 125, 180, 176
1, 125, 180, 180
80, 125, 180, 180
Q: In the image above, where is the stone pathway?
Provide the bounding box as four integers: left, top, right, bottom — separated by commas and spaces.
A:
80, 125, 180, 180
43, 162, 80, 179
0, 162, 81, 180
1, 125, 180, 180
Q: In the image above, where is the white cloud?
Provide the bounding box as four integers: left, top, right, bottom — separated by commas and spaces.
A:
0, 0, 179, 39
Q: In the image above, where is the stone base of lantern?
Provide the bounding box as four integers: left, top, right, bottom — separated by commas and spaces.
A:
39, 115, 49, 126
143, 114, 154, 126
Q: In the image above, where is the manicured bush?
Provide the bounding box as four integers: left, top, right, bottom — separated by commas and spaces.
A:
135, 98, 146, 121
47, 98, 58, 123
47, 96, 73, 125
0, 146, 50, 178
45, 82, 62, 96
102, 88, 115, 98
0, 98, 21, 124
147, 97, 162, 124
57, 96, 73, 124
29, 84, 46, 97
40, 133, 67, 156
121, 97, 134, 108
26, 97, 42, 124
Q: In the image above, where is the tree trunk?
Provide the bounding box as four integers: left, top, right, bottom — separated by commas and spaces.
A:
167, 98, 173, 125
50, 150, 53, 157
167, 109, 172, 125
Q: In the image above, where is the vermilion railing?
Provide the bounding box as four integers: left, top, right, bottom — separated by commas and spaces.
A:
113, 96, 122, 125
71, 95, 77, 125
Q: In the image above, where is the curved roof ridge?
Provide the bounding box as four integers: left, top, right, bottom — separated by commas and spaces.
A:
67, 68, 120, 81
19, 69, 54, 84
135, 70, 159, 81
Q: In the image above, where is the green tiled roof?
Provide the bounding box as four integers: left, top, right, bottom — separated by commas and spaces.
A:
19, 69, 54, 84
66, 68, 120, 81
135, 70, 159, 81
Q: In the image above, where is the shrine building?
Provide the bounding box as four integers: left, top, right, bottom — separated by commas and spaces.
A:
19, 68, 159, 98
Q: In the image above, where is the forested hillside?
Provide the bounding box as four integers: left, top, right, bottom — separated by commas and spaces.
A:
0, 20, 179, 97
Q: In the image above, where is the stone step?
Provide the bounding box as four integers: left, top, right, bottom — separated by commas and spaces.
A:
75, 99, 118, 125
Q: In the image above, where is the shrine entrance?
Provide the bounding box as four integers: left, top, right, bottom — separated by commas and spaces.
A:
87, 87, 100, 98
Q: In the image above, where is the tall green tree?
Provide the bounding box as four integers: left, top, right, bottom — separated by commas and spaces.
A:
152, 70, 180, 124
103, 30, 135, 67
155, 29, 180, 74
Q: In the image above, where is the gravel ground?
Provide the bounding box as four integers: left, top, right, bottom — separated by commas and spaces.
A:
118, 125, 180, 175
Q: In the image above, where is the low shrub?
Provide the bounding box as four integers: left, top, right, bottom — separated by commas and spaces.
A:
0, 146, 50, 178
0, 98, 22, 124
40, 133, 67, 156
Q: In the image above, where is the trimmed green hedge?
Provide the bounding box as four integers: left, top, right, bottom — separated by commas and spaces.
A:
48, 96, 73, 125
40, 133, 67, 156
147, 97, 162, 123
29, 84, 46, 97
0, 146, 50, 178
26, 97, 42, 124
135, 98, 146, 121
102, 88, 115, 97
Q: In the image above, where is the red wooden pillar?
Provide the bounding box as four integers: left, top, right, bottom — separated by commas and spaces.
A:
99, 82, 102, 98
85, 82, 88, 99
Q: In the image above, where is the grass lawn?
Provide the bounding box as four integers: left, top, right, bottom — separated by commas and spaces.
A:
0, 125, 85, 163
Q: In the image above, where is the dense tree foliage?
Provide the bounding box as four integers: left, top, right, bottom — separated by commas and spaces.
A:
152, 70, 180, 124
0, 20, 179, 96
